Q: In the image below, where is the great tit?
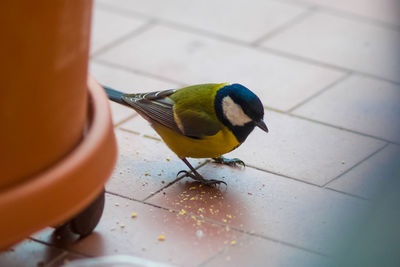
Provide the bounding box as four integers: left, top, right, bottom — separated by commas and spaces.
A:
104, 83, 268, 185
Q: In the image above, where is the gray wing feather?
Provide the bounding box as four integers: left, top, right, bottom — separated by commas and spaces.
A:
122, 90, 182, 134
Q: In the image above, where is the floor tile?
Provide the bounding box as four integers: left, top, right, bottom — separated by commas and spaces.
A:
225, 110, 384, 185
97, 0, 306, 42
97, 24, 344, 111
148, 164, 369, 254
327, 144, 400, 200
108, 102, 135, 126
90, 6, 148, 54
0, 239, 65, 267
106, 129, 204, 201
204, 235, 328, 267
298, 0, 400, 26
293, 75, 400, 143
263, 12, 400, 82
120, 108, 384, 186
33, 193, 242, 267
90, 61, 180, 125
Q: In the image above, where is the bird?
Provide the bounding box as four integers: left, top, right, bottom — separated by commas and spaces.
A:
103, 83, 268, 185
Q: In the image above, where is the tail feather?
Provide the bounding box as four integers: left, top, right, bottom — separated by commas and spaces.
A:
103, 85, 128, 106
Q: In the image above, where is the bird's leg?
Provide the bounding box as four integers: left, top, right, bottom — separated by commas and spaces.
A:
213, 156, 246, 167
177, 158, 227, 186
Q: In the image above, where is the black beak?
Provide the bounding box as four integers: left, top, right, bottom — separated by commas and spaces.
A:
256, 119, 268, 133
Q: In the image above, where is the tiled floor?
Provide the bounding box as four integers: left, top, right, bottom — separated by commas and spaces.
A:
2, 0, 400, 266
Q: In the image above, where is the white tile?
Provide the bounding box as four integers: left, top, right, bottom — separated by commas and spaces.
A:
327, 144, 400, 199
299, 0, 400, 26
223, 110, 385, 186
90, 7, 147, 54
97, 0, 307, 42
98, 24, 344, 111
263, 12, 400, 82
293, 75, 400, 143
149, 165, 370, 254
205, 235, 328, 267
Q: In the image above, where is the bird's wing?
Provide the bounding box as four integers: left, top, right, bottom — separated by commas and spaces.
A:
174, 109, 222, 138
122, 89, 222, 139
122, 89, 182, 133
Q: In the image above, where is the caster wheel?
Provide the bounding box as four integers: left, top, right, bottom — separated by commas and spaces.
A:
56, 189, 105, 238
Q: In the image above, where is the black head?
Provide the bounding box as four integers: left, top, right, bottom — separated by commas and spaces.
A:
214, 83, 268, 143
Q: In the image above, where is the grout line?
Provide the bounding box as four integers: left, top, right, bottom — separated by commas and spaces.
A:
325, 187, 370, 201
91, 58, 187, 87
90, 20, 158, 58
318, 5, 400, 32
142, 161, 209, 201
197, 251, 225, 267
239, 163, 323, 188
290, 115, 400, 145
119, 127, 163, 142
199, 162, 368, 201
95, 2, 153, 21
264, 107, 400, 145
238, 229, 329, 257
142, 134, 162, 142
197, 235, 250, 267
105, 191, 179, 213
322, 143, 390, 187
287, 72, 352, 113
140, 176, 184, 201
259, 47, 400, 86
105, 190, 144, 203
113, 113, 138, 128
252, 6, 317, 45
118, 127, 141, 135
270, 0, 400, 32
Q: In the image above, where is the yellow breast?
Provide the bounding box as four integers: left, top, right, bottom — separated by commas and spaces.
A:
151, 122, 240, 158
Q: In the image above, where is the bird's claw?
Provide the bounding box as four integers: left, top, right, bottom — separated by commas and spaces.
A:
177, 170, 190, 177
213, 156, 246, 167
203, 179, 227, 186
176, 170, 227, 187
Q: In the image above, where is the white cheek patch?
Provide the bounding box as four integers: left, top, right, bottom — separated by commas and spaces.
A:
222, 96, 252, 126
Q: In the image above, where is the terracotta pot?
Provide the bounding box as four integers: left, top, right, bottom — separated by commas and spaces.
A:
0, 1, 117, 249
0, 0, 92, 187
